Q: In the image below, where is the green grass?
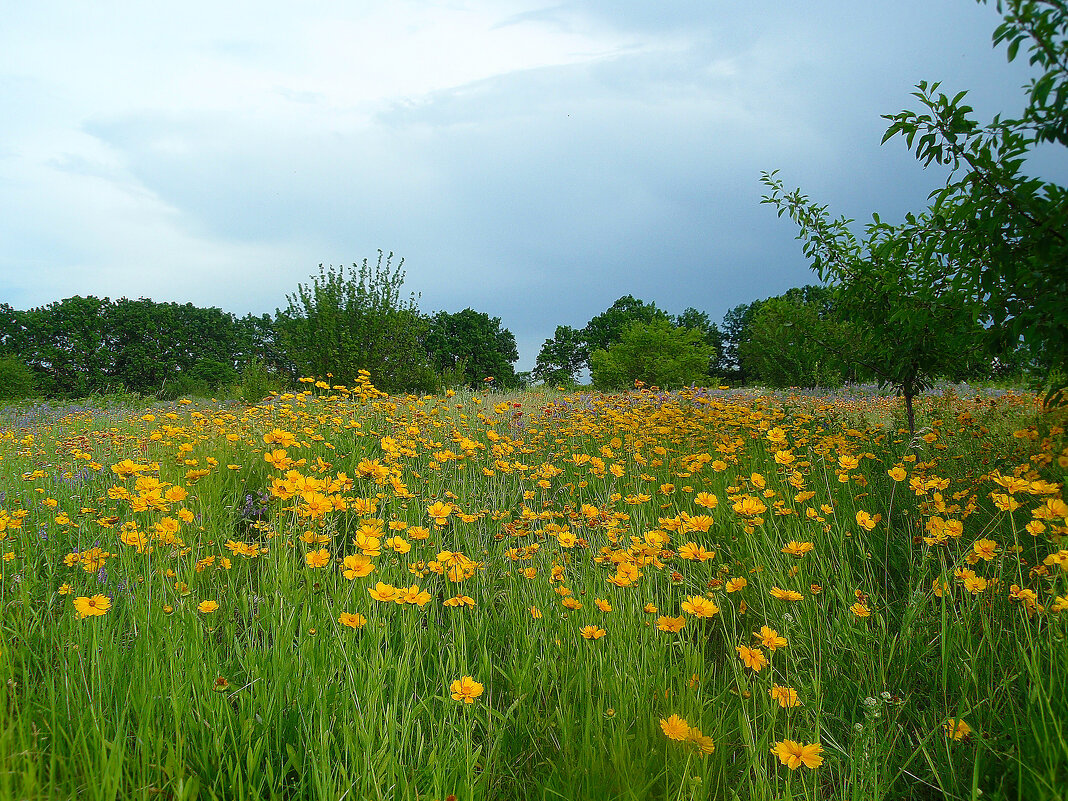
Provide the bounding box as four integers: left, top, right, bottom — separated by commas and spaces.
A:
0, 383, 1065, 800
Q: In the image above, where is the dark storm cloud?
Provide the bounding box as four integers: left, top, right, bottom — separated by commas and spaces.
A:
2, 0, 1059, 370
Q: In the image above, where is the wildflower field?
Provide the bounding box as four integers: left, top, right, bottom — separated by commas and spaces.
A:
1, 377, 1066, 800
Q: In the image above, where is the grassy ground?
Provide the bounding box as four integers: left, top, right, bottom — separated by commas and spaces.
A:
0, 377, 1065, 800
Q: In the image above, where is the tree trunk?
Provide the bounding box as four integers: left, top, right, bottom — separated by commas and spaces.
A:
904, 388, 916, 439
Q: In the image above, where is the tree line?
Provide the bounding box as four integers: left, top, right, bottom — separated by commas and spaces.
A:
0, 253, 522, 400
1, 0, 1062, 415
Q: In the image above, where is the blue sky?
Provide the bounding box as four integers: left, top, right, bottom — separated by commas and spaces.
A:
0, 0, 1061, 369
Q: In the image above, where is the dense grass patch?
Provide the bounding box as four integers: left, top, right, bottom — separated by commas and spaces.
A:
0, 378, 1065, 800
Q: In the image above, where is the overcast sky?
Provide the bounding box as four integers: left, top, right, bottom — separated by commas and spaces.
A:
1, 1, 1063, 370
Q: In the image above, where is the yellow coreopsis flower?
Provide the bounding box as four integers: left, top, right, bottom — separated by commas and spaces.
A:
339, 612, 366, 629
73, 594, 111, 619
680, 596, 719, 618
450, 676, 484, 704
772, 740, 824, 769
736, 645, 768, 671
660, 714, 690, 741
769, 684, 801, 708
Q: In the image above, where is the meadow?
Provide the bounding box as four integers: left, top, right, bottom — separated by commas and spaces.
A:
0, 376, 1065, 800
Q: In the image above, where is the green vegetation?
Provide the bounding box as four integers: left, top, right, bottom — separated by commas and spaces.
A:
0, 380, 1065, 800
761, 0, 1067, 419
590, 319, 714, 390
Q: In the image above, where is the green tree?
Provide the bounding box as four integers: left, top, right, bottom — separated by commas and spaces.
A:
533, 325, 587, 385
762, 174, 991, 434
0, 355, 37, 401
589, 319, 714, 390
276, 252, 434, 394
672, 307, 723, 379
737, 286, 858, 388
718, 301, 763, 382
583, 295, 669, 359
424, 309, 520, 389
870, 0, 1065, 396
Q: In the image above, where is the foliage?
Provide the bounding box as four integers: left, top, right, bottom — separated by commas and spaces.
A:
424, 309, 520, 389
766, 0, 1067, 413
534, 298, 702, 386
761, 174, 993, 435
672, 307, 724, 378
0, 296, 273, 398
738, 286, 859, 389
878, 0, 1067, 387
1, 382, 1064, 799
589, 318, 714, 390
0, 355, 37, 400
276, 253, 436, 394
719, 301, 764, 382
582, 295, 670, 358
533, 325, 588, 386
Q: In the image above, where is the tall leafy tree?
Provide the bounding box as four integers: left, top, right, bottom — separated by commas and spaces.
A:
719, 301, 763, 381
424, 308, 519, 389
762, 175, 991, 434
590, 319, 714, 390
533, 325, 587, 385
583, 295, 669, 359
880, 1, 1067, 379
276, 252, 434, 394
672, 307, 723, 378
761, 0, 1067, 423
737, 286, 859, 389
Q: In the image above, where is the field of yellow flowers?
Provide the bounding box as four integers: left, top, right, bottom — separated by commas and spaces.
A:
1, 376, 1066, 800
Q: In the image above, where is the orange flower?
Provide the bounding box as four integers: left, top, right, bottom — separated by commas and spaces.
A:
736, 645, 768, 671
772, 740, 824, 769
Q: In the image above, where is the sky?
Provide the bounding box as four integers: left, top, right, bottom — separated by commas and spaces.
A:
1, 0, 1063, 371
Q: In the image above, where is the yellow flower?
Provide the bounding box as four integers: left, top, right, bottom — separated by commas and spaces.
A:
450, 676, 484, 704
850, 602, 871, 618
656, 615, 686, 632
594, 598, 612, 612
754, 625, 787, 650
368, 583, 399, 602
198, 600, 219, 614
972, 538, 998, 561
339, 612, 366, 629
58, 583, 73, 595
305, 548, 330, 568
781, 541, 814, 557
769, 684, 801, 708
944, 718, 972, 741
687, 726, 715, 755
395, 584, 432, 606
736, 645, 768, 671
73, 594, 111, 619
855, 511, 881, 531
660, 714, 690, 741
342, 554, 375, 579
580, 625, 607, 640
530, 606, 543, 619
725, 577, 747, 593
427, 501, 453, 526
772, 740, 824, 769
680, 596, 719, 618
770, 586, 804, 602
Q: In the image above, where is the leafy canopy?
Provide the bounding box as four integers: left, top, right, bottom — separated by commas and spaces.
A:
590, 319, 714, 391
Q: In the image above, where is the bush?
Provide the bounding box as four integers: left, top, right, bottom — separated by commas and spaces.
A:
0, 355, 38, 401
590, 319, 714, 390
